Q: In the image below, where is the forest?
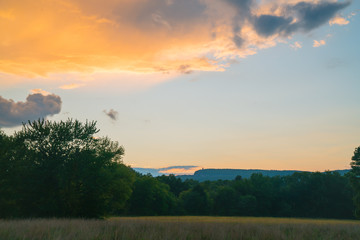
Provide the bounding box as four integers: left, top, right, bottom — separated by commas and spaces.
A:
1, 119, 360, 219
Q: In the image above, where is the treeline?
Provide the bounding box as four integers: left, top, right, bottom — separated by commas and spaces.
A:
130, 171, 354, 219
0, 119, 357, 219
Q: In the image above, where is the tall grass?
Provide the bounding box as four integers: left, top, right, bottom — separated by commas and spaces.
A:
0, 217, 359, 240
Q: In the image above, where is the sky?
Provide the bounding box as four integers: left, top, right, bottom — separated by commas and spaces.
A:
1, 0, 359, 174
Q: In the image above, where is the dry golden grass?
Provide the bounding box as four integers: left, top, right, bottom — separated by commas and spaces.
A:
0, 216, 359, 240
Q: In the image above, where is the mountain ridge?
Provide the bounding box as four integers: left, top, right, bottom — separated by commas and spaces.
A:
133, 166, 350, 181
176, 168, 350, 182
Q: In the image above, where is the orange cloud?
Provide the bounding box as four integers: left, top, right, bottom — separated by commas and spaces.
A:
313, 40, 326, 48
290, 41, 302, 50
30, 88, 51, 95
0, 0, 351, 81
329, 16, 349, 26
0, 0, 227, 77
59, 83, 84, 90
159, 166, 202, 175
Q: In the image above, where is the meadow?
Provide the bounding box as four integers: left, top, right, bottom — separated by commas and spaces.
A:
0, 216, 360, 240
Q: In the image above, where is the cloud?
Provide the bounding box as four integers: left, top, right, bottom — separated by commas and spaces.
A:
30, 88, 51, 95
151, 13, 172, 30
59, 83, 84, 90
158, 166, 202, 175
313, 40, 326, 48
133, 165, 201, 176
253, 15, 293, 37
0, 0, 351, 80
348, 10, 360, 18
288, 1, 350, 32
103, 109, 118, 121
178, 65, 193, 74
0, 92, 62, 127
329, 15, 350, 26
251, 1, 351, 37
290, 41, 302, 50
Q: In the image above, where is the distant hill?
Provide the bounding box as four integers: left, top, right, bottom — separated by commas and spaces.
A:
176, 168, 350, 182
132, 166, 351, 181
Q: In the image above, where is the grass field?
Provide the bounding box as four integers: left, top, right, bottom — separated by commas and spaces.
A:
0, 216, 360, 240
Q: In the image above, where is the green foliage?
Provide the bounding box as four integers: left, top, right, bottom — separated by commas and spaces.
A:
0, 123, 357, 219
156, 174, 192, 197
0, 119, 135, 218
176, 171, 353, 218
284, 171, 353, 218
0, 130, 18, 216
349, 146, 360, 218
213, 186, 239, 215
180, 184, 210, 215
128, 175, 177, 215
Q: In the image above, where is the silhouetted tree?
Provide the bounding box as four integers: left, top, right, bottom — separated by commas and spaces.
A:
0, 130, 17, 217
350, 146, 360, 218
0, 119, 135, 218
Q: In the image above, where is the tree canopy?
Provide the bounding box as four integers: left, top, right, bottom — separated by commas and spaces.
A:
0, 119, 135, 218
349, 146, 360, 218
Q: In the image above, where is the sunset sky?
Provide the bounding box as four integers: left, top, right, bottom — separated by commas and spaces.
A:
1, 0, 359, 173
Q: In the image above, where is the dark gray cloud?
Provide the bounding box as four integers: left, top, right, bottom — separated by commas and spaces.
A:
103, 109, 118, 121
227, 0, 256, 48
227, 0, 255, 17
233, 35, 244, 48
0, 93, 62, 128
289, 1, 351, 32
252, 1, 351, 37
227, 0, 350, 41
253, 15, 293, 37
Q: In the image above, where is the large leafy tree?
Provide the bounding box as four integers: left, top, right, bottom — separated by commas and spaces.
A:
350, 146, 360, 218
0, 119, 135, 218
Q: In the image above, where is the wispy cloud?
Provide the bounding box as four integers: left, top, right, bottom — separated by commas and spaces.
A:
348, 10, 360, 18
0, 91, 62, 127
59, 83, 84, 90
0, 0, 351, 79
30, 88, 51, 96
290, 41, 302, 50
133, 166, 201, 176
313, 40, 326, 48
103, 109, 118, 121
329, 15, 350, 26
159, 166, 202, 175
